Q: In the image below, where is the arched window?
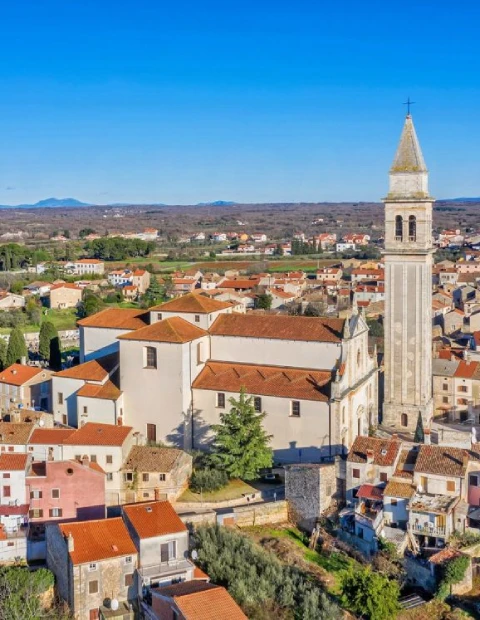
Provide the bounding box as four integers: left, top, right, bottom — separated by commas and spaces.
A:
409, 215, 416, 241
395, 215, 403, 241
401, 413, 408, 427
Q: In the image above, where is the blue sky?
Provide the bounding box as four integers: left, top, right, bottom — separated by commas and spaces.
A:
0, 0, 478, 205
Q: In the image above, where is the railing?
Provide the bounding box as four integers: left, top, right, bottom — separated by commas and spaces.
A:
355, 510, 384, 531
408, 523, 446, 537
138, 558, 194, 579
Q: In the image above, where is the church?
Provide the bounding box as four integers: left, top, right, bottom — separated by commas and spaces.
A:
52, 294, 378, 463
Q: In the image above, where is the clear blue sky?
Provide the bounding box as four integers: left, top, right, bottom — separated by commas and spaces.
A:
0, 0, 478, 205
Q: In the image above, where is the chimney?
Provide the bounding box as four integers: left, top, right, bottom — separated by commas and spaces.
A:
20, 356, 26, 366
366, 449, 374, 464
81, 455, 89, 467
67, 532, 74, 552
424, 428, 431, 445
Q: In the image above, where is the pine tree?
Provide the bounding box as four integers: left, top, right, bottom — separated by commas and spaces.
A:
414, 412, 425, 443
209, 388, 273, 480
0, 338, 6, 371
39, 322, 56, 361
143, 275, 165, 307
6, 327, 27, 367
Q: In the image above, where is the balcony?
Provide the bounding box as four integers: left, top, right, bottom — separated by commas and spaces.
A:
138, 558, 194, 583
408, 523, 446, 537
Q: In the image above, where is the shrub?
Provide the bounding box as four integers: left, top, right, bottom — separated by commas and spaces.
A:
190, 468, 228, 493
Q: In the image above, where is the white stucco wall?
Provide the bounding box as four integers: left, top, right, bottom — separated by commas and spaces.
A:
52, 376, 84, 426
80, 326, 132, 362
149, 308, 232, 330
76, 395, 122, 426
210, 335, 342, 370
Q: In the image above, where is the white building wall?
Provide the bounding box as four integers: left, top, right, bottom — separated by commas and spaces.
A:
51, 376, 84, 426
210, 335, 342, 371
0, 470, 26, 505
80, 326, 132, 362
192, 389, 332, 463
76, 395, 122, 426
149, 308, 232, 330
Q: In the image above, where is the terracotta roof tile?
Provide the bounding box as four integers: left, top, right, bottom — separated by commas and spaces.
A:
58, 517, 136, 565
384, 481, 416, 499
51, 283, 82, 291
429, 548, 463, 565
0, 364, 49, 386
193, 361, 331, 402
415, 445, 467, 478
122, 446, 186, 472
123, 501, 187, 539
454, 360, 479, 379
357, 484, 384, 500
0, 453, 28, 470
119, 316, 207, 344
175, 584, 247, 619
150, 293, 233, 314
63, 423, 132, 447
0, 504, 29, 516
54, 353, 118, 381
77, 380, 122, 400
29, 428, 76, 445
348, 436, 401, 466
0, 422, 34, 445
78, 308, 149, 330
209, 313, 344, 343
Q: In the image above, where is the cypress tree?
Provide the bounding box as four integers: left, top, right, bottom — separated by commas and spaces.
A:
39, 321, 56, 361
0, 338, 6, 371
49, 336, 62, 372
6, 327, 27, 367
414, 412, 425, 443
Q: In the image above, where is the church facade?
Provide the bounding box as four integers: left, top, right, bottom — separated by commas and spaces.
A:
382, 115, 434, 431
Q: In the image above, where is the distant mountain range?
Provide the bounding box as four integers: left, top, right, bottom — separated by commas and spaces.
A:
440, 197, 480, 203
0, 197, 239, 209
0, 197, 92, 209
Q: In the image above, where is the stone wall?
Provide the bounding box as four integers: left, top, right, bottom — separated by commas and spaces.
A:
234, 500, 288, 527
285, 463, 336, 530
404, 557, 436, 592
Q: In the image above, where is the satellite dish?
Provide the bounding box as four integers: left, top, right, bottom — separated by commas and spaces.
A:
39, 419, 45, 427
191, 550, 198, 560
111, 599, 119, 611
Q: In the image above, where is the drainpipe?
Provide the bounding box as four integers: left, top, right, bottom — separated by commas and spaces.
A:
189, 341, 194, 450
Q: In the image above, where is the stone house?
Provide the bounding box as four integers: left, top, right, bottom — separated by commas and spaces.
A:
49, 283, 83, 309
284, 463, 337, 530
444, 309, 465, 335
121, 446, 192, 503
73, 259, 105, 275
47, 517, 137, 620
122, 501, 195, 595
0, 421, 34, 453
0, 291, 25, 310
132, 269, 151, 294
0, 364, 52, 414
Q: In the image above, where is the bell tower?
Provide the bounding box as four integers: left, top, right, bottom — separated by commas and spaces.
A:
382, 114, 434, 431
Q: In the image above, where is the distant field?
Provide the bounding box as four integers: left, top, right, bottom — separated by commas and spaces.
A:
0, 308, 78, 335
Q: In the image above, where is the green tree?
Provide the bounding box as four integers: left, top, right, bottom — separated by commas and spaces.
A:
367, 318, 384, 338
304, 303, 321, 317
340, 566, 401, 620
414, 412, 425, 443
0, 565, 62, 620
25, 298, 42, 326
79, 290, 102, 317
210, 389, 273, 480
6, 327, 27, 367
142, 275, 165, 307
436, 554, 470, 600
49, 335, 63, 372
0, 339, 6, 371
79, 227, 96, 238
256, 293, 272, 310
39, 321, 57, 361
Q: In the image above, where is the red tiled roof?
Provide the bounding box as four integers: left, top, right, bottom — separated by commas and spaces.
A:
384, 481, 415, 499
29, 428, 76, 445
153, 582, 247, 620
150, 293, 233, 314
63, 423, 132, 447
0, 422, 34, 445
415, 445, 467, 478
0, 364, 48, 386
54, 353, 118, 381
78, 308, 149, 330
429, 548, 463, 565
75, 259, 103, 264
193, 361, 331, 402
51, 283, 82, 291
77, 380, 122, 400
454, 360, 479, 379
209, 313, 344, 343
348, 436, 401, 466
119, 317, 207, 344
123, 501, 187, 539
357, 484, 384, 500
219, 279, 259, 289
0, 453, 28, 470
59, 517, 136, 565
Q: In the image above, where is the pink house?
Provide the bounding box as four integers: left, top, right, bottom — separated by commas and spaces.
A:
26, 458, 106, 526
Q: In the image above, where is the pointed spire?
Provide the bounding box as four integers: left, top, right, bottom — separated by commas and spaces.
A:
390, 115, 427, 173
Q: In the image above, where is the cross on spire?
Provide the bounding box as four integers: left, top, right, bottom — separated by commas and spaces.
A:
403, 97, 415, 115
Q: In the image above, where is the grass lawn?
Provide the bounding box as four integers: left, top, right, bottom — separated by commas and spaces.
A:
179, 478, 257, 503
0, 308, 78, 335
